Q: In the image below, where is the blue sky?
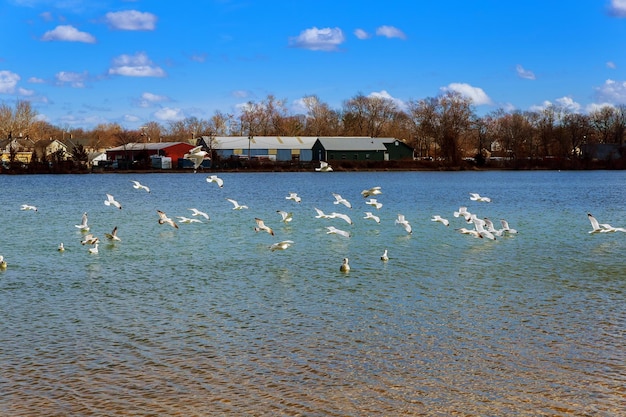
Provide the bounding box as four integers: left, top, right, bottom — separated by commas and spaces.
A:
2, 0, 626, 130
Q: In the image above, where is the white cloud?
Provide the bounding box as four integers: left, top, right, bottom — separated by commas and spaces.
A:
354, 28, 370, 40
607, 61, 617, 69
375, 25, 406, 39
368, 90, 406, 110
124, 114, 141, 123
0, 70, 21, 94
288, 27, 345, 51
586, 102, 615, 113
108, 52, 166, 77
595, 78, 626, 104
105, 10, 157, 31
41, 25, 96, 43
555, 96, 581, 112
55, 71, 88, 88
28, 76, 45, 83
608, 0, 626, 17
136, 92, 170, 107
516, 64, 535, 80
232, 90, 250, 98
17, 87, 35, 96
441, 83, 492, 105
153, 107, 185, 121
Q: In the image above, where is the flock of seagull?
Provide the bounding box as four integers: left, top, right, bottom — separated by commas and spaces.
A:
4, 174, 623, 273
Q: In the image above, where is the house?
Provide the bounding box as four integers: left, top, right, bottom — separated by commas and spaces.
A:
0, 137, 34, 164
32, 138, 68, 161
207, 136, 319, 162
312, 137, 414, 161
105, 142, 196, 168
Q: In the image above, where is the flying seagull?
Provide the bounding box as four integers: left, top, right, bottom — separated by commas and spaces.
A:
131, 180, 150, 192
104, 193, 122, 209
206, 175, 224, 188
254, 218, 274, 236
157, 210, 179, 229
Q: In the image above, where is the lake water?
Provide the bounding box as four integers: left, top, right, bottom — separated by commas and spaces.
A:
0, 170, 624, 416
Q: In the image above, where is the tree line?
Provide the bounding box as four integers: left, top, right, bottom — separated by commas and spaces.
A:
2, 91, 626, 167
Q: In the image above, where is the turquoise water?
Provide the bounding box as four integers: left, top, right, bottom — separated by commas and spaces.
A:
1, 171, 624, 416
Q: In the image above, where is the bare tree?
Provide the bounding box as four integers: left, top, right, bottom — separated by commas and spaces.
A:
301, 95, 341, 136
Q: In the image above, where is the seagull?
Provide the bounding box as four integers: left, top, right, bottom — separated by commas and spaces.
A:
326, 226, 350, 238
206, 175, 224, 188
469, 192, 491, 203
314, 207, 333, 219
58, 242, 65, 252
500, 219, 518, 234
340, 257, 350, 272
329, 212, 353, 225
483, 218, 503, 237
332, 193, 352, 209
381, 249, 389, 262
254, 218, 274, 235
456, 227, 483, 238
395, 214, 412, 234
361, 186, 382, 198
104, 226, 121, 241
157, 210, 179, 229
104, 193, 122, 209
586, 213, 624, 233
21, 204, 38, 212
315, 161, 333, 172
131, 180, 150, 192
453, 206, 472, 222
286, 192, 302, 203
184, 145, 208, 171
270, 240, 294, 251
176, 216, 203, 224
0, 255, 7, 269
365, 198, 383, 210
88, 242, 99, 254
474, 220, 496, 240
431, 215, 449, 226
189, 208, 210, 220
75, 212, 90, 232
226, 198, 248, 210
363, 212, 381, 223
81, 234, 99, 245
276, 210, 293, 223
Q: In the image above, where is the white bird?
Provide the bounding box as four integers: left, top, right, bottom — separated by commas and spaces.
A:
0, 255, 7, 269
381, 249, 389, 262
189, 208, 210, 220
104, 193, 122, 209
340, 257, 350, 272
469, 192, 491, 203
483, 218, 503, 237
270, 240, 294, 251
500, 219, 518, 234
184, 145, 208, 171
176, 216, 202, 224
474, 220, 496, 240
58, 242, 65, 252
206, 175, 224, 188
586, 213, 624, 233
88, 243, 99, 254
104, 226, 121, 241
286, 192, 302, 203
314, 207, 333, 219
395, 214, 412, 234
276, 210, 293, 223
363, 211, 380, 223
431, 215, 449, 226
332, 193, 352, 209
21, 204, 38, 212
75, 212, 89, 232
315, 161, 333, 172
326, 226, 351, 238
365, 198, 383, 210
329, 212, 353, 225
453, 206, 472, 222
456, 227, 483, 238
81, 234, 99, 245
254, 218, 274, 236
226, 198, 248, 210
157, 210, 179, 229
361, 186, 382, 198
131, 180, 150, 192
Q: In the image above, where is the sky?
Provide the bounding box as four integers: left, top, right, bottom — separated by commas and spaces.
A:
2, 0, 626, 130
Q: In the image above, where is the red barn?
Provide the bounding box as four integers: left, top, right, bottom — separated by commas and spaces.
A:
105, 142, 195, 168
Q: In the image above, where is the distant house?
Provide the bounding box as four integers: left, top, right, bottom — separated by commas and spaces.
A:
0, 137, 34, 164
208, 136, 318, 162
33, 138, 68, 161
312, 137, 414, 161
105, 142, 196, 168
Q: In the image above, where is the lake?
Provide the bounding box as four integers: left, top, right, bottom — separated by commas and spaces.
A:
0, 170, 624, 416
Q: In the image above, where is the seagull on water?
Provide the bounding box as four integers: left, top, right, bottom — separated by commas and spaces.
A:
431, 215, 449, 226
286, 192, 302, 203
189, 208, 210, 220
58, 242, 65, 252
75, 212, 90, 232
332, 193, 352, 209
254, 218, 274, 236
131, 180, 150, 192
226, 198, 248, 210
184, 146, 208, 171
21, 204, 38, 212
381, 249, 389, 262
395, 214, 412, 234
365, 198, 383, 210
340, 257, 350, 272
157, 210, 179, 229
363, 212, 380, 223
270, 240, 294, 251
104, 193, 122, 209
104, 226, 121, 241
206, 175, 224, 188
276, 210, 293, 223
469, 192, 491, 203
88, 242, 99, 254
0, 255, 7, 269
326, 226, 351, 238
361, 186, 382, 198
